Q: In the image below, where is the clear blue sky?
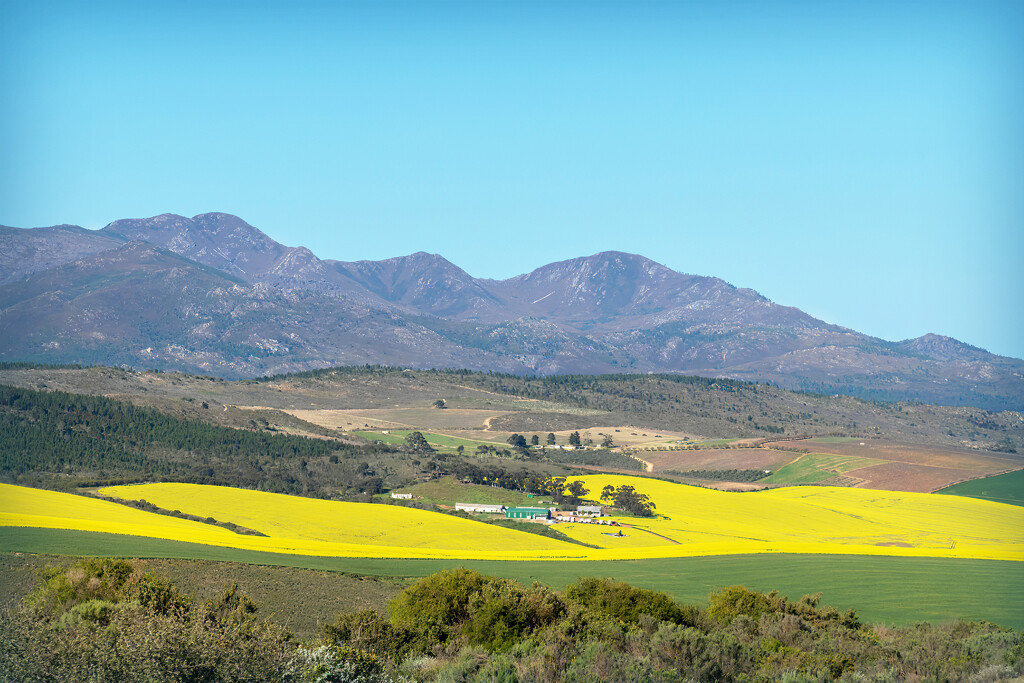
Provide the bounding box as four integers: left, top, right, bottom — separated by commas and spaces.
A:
2, 0, 1021, 359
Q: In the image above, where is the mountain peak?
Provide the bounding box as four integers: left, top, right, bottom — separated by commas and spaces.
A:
899, 333, 989, 362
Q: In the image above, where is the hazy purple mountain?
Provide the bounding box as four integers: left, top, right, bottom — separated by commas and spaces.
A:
1, 212, 1021, 410
101, 213, 382, 302
0, 224, 123, 285
331, 251, 509, 319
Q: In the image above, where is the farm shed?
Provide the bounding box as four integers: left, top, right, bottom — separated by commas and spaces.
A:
455, 503, 506, 513
505, 507, 551, 520
391, 492, 413, 499
576, 505, 605, 516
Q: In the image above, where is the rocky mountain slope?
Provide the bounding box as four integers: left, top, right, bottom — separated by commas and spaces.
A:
1, 212, 1021, 410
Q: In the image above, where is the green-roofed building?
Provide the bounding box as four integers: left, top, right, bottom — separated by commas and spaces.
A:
505, 507, 551, 520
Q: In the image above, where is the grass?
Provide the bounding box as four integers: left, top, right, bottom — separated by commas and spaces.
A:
381, 476, 545, 507
2, 528, 1022, 629
936, 469, 1024, 507
353, 430, 495, 451
0, 552, 404, 639
759, 452, 884, 484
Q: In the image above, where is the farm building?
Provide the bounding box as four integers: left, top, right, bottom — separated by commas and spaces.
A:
576, 505, 605, 516
455, 503, 506, 513
505, 507, 552, 520
391, 492, 413, 500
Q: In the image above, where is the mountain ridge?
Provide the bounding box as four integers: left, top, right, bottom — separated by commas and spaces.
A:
1, 212, 1021, 410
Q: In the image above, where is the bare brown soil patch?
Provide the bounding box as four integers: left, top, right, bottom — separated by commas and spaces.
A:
644, 448, 797, 472
845, 462, 990, 492
285, 408, 514, 431
774, 439, 1022, 471
767, 438, 1024, 492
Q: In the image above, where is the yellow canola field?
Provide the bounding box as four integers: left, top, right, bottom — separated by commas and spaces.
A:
0, 483, 586, 560
2, 474, 1021, 561
98, 483, 580, 555
554, 475, 1024, 561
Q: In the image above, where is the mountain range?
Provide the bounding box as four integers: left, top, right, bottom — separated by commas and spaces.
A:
1, 212, 1021, 410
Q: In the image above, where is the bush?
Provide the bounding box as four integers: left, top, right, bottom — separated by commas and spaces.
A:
565, 577, 694, 627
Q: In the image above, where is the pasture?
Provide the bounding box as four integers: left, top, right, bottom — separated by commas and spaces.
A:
381, 476, 543, 507
937, 468, 1024, 507
758, 452, 884, 484
353, 430, 494, 451
1, 530, 1021, 629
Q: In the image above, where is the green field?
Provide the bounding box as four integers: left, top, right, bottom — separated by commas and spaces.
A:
3, 527, 1022, 628
381, 476, 545, 507
354, 430, 494, 451
759, 452, 883, 484
936, 469, 1024, 507
688, 438, 742, 447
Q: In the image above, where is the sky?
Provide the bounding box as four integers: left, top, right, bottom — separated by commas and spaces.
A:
2, 0, 1022, 359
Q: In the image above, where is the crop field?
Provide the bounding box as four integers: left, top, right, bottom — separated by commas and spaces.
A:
643, 438, 1024, 492
0, 483, 578, 560
1, 531, 1022, 628
550, 475, 1024, 561
4, 474, 1021, 562
936, 469, 1024, 507
759, 452, 885, 484
769, 438, 1023, 492
644, 447, 795, 474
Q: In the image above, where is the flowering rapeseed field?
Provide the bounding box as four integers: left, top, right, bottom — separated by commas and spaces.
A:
2, 474, 1021, 561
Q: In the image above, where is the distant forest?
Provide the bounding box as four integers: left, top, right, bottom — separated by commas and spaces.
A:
0, 385, 391, 497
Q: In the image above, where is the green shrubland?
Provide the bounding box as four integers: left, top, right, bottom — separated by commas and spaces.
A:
6, 559, 1020, 681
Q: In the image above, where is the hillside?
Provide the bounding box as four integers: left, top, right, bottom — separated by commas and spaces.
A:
2, 364, 1021, 454
2, 212, 1022, 410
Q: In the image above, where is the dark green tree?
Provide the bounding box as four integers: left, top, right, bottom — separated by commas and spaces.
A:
405, 431, 433, 453
546, 433, 556, 446
568, 431, 581, 447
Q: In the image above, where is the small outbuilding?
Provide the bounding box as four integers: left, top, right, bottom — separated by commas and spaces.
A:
505, 507, 552, 520
455, 503, 506, 513
391, 492, 413, 500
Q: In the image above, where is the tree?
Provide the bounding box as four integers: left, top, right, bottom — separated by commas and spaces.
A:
568, 431, 581, 447
543, 476, 568, 503
602, 434, 614, 448
432, 399, 446, 409
456, 445, 464, 456
506, 434, 527, 449
530, 434, 540, 447
405, 431, 433, 453
609, 485, 656, 517
546, 433, 556, 446
565, 480, 589, 504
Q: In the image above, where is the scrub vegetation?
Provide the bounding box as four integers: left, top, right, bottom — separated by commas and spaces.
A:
2, 559, 1022, 682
